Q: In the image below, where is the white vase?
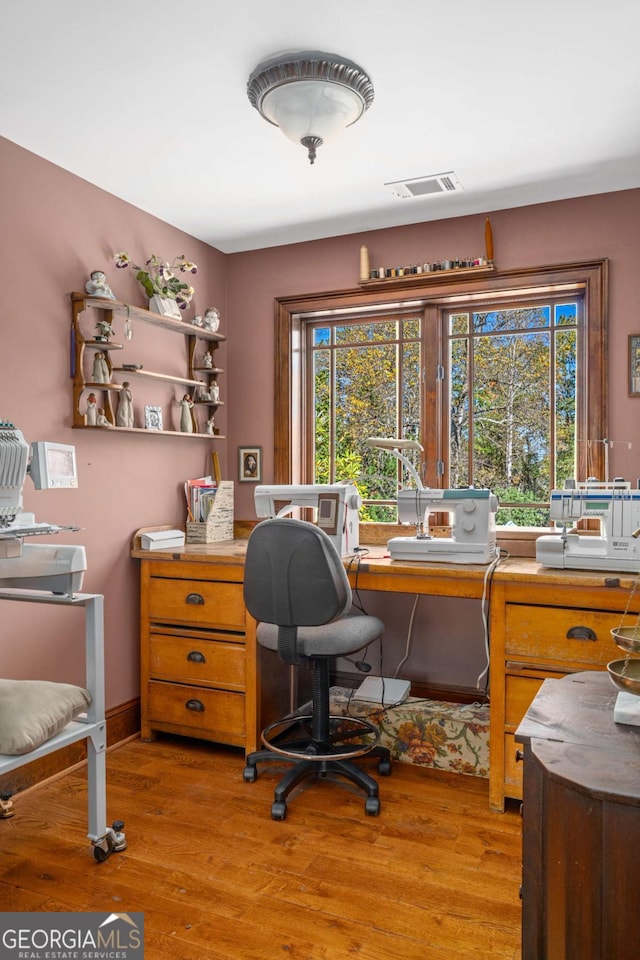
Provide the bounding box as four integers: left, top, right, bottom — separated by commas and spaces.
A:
149, 295, 182, 320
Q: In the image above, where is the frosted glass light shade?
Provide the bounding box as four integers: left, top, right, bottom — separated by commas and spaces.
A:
248, 52, 374, 164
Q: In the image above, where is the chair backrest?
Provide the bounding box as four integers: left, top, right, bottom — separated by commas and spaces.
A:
243, 518, 352, 630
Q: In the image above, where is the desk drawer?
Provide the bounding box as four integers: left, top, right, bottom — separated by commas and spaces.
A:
504, 733, 523, 800
150, 634, 245, 690
505, 675, 545, 729
147, 681, 245, 743
504, 604, 616, 665
148, 577, 246, 630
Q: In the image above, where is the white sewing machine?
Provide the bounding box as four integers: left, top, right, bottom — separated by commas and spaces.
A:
0, 422, 85, 594
389, 487, 499, 563
536, 478, 640, 572
365, 437, 499, 564
254, 483, 361, 556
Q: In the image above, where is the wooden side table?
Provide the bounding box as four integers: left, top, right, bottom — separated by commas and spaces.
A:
516, 671, 640, 960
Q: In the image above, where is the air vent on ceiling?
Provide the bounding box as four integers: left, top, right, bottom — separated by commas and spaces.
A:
384, 172, 463, 199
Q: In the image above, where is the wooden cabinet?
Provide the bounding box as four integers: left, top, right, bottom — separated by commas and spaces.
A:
488, 561, 640, 810
71, 293, 225, 437
136, 543, 291, 754
516, 672, 640, 960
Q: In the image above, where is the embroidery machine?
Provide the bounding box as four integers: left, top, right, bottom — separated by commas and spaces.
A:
536, 479, 640, 573
254, 483, 361, 557
0, 421, 85, 594
366, 438, 499, 564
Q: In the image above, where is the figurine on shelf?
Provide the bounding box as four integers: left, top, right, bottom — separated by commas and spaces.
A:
85, 393, 97, 426
92, 351, 111, 383
179, 394, 194, 433
202, 351, 213, 369
116, 382, 134, 428
192, 314, 203, 327
206, 416, 216, 435
96, 409, 111, 427
203, 307, 220, 333
94, 319, 114, 342
209, 382, 220, 403
85, 270, 116, 300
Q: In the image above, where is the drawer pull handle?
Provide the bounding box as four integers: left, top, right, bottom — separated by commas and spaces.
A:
187, 651, 206, 664
185, 698, 205, 712
186, 592, 205, 605
515, 749, 524, 763
566, 626, 597, 641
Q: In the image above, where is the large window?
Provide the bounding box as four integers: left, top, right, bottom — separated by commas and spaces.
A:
275, 262, 607, 530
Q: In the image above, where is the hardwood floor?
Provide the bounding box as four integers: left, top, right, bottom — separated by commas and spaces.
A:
0, 736, 522, 959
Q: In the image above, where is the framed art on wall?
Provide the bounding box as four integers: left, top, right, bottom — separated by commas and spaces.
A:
239, 446, 262, 482
629, 335, 640, 396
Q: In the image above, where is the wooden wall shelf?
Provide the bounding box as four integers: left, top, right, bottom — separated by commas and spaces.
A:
71, 293, 226, 435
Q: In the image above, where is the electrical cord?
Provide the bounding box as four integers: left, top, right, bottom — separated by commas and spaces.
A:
474, 548, 509, 692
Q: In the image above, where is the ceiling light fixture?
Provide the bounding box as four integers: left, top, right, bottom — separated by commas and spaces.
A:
247, 51, 374, 165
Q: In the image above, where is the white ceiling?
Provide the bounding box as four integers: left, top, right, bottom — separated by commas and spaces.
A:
3, 1, 640, 253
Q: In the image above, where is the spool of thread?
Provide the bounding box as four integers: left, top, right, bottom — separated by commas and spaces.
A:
360, 245, 370, 282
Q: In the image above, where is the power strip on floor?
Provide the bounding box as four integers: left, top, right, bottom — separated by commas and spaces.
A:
352, 676, 411, 704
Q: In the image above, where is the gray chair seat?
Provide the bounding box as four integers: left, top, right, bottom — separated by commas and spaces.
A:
257, 612, 384, 658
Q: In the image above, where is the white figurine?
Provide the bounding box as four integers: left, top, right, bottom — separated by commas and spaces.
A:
203, 307, 220, 333
192, 315, 203, 327
116, 382, 134, 428
202, 351, 213, 369
210, 382, 220, 403
206, 416, 216, 435
96, 409, 111, 427
179, 394, 194, 433
85, 270, 116, 299
92, 351, 111, 383
85, 393, 97, 426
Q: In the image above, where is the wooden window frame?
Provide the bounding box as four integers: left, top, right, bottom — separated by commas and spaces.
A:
274, 260, 608, 535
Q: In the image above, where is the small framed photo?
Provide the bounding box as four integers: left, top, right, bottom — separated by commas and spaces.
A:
144, 404, 163, 431
239, 446, 262, 482
630, 336, 640, 396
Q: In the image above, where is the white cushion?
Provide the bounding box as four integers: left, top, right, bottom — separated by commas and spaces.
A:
0, 679, 91, 756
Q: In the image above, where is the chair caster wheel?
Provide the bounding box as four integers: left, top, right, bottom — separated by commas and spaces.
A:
365, 797, 381, 816
378, 759, 392, 776
271, 801, 287, 820
243, 766, 257, 782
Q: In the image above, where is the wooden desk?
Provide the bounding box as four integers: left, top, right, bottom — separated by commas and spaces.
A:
516, 672, 640, 960
132, 536, 636, 809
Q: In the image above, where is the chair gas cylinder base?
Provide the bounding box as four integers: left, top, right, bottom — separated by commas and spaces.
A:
242, 518, 392, 821
243, 660, 391, 819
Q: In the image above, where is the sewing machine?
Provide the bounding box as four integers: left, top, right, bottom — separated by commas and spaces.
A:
536, 479, 640, 572
365, 437, 499, 564
0, 421, 85, 594
254, 483, 361, 556
389, 487, 499, 563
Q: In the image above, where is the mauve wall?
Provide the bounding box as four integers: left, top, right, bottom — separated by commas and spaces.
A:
0, 137, 227, 706
3, 131, 640, 703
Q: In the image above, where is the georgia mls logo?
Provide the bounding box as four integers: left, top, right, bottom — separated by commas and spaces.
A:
0, 911, 144, 959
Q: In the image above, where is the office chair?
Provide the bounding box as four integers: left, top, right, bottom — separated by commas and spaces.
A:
242, 517, 391, 820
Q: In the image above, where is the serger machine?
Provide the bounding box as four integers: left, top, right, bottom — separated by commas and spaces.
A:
536, 479, 640, 572
366, 437, 499, 564
254, 483, 361, 557
0, 421, 85, 594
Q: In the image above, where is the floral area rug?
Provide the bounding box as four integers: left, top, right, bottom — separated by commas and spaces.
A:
329, 687, 490, 778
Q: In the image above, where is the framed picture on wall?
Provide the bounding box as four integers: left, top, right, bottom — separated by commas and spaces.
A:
239, 446, 262, 483
629, 335, 640, 396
